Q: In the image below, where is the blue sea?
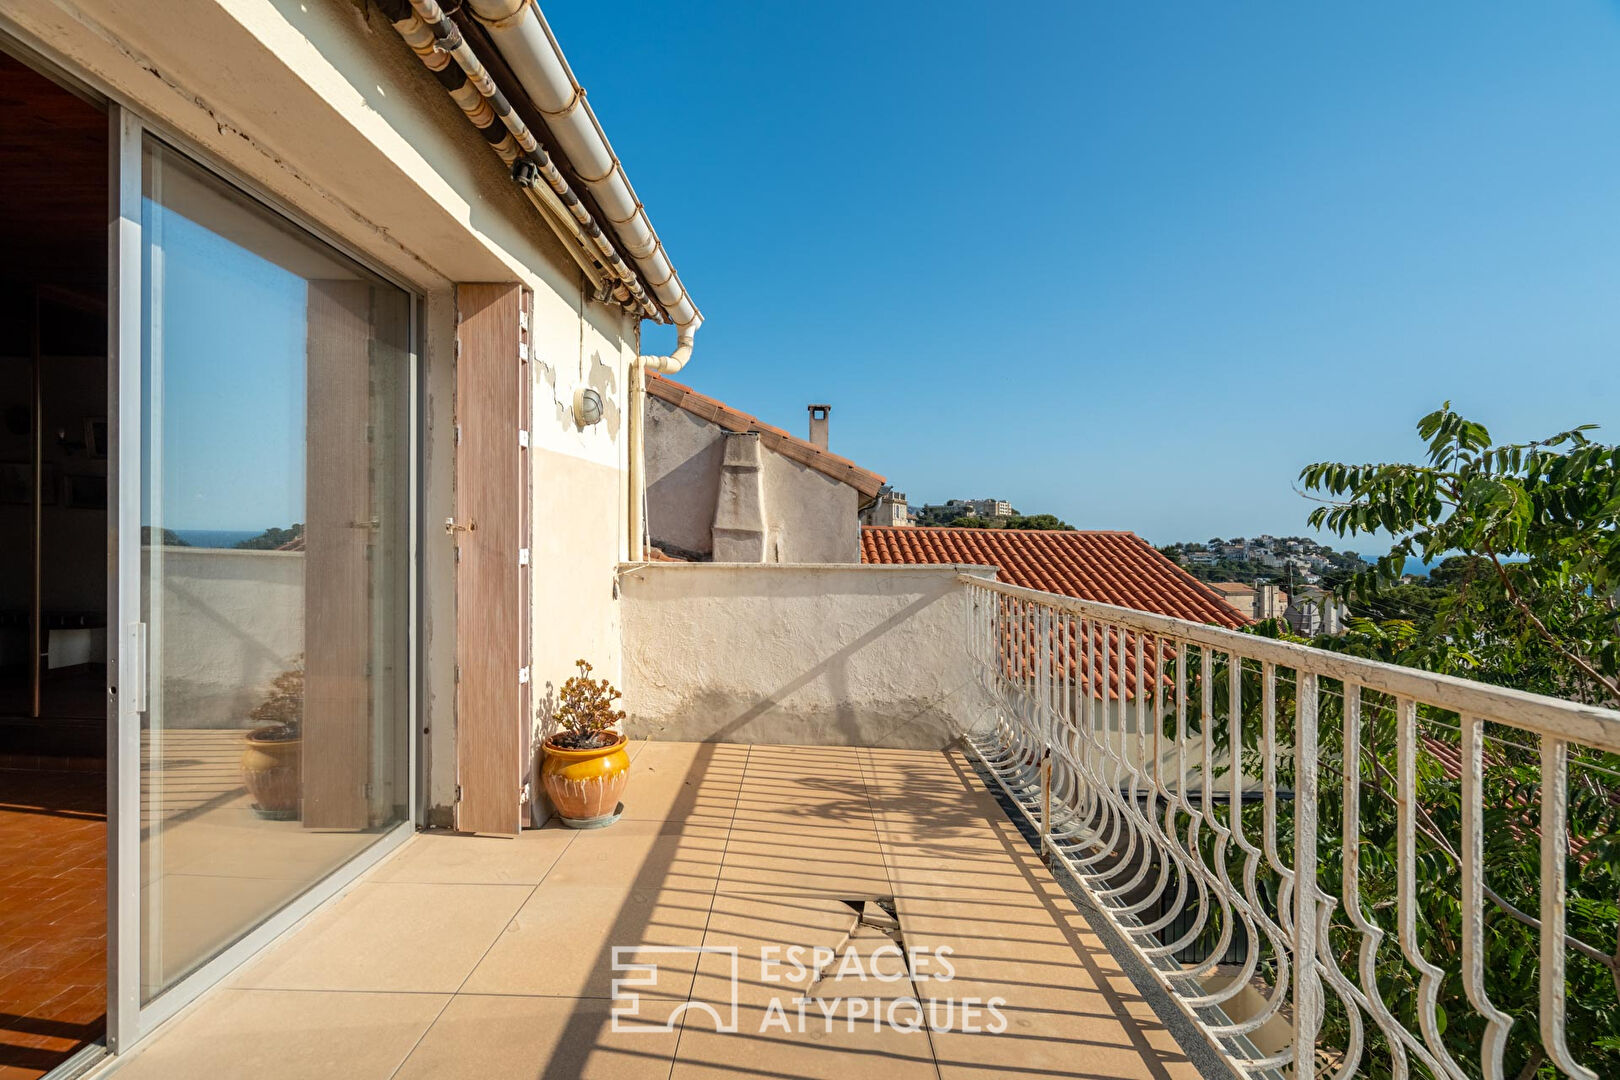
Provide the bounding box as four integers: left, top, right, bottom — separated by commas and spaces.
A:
173, 528, 264, 549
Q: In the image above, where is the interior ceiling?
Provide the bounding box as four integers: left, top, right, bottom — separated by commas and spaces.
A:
0, 52, 106, 290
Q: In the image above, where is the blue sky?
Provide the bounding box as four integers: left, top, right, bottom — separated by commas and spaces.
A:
146, 204, 307, 533
554, 2, 1620, 551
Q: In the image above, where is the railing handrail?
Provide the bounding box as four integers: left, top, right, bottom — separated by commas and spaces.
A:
959, 574, 1620, 751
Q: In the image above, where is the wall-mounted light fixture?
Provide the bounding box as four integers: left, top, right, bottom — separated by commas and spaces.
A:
572, 386, 604, 428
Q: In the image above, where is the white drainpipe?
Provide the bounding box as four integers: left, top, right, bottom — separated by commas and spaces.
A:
463, 1, 700, 558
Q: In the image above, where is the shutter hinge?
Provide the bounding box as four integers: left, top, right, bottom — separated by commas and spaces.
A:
518, 429, 529, 449
519, 309, 528, 332
454, 784, 462, 804
518, 342, 528, 362
455, 423, 462, 446
454, 337, 461, 358
519, 666, 530, 685
518, 547, 529, 566
454, 663, 461, 684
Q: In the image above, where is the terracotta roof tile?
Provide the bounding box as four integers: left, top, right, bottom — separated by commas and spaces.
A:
863, 527, 1248, 702
647, 374, 885, 497
861, 527, 1249, 629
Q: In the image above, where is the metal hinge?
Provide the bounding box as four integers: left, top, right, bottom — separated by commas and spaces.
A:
519, 547, 529, 566
519, 667, 530, 685
519, 342, 529, 362
454, 784, 462, 803
454, 663, 461, 684
455, 423, 461, 446
519, 309, 528, 332
518, 429, 529, 448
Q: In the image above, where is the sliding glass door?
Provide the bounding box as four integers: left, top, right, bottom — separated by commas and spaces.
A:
109, 122, 414, 1027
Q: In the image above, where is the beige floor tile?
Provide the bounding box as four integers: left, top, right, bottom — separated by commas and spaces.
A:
929, 1002, 1201, 1079
620, 741, 747, 823
392, 993, 681, 1080
140, 872, 317, 994
893, 895, 1140, 1013
718, 823, 891, 898
462, 880, 713, 998
670, 1003, 939, 1080
234, 881, 531, 992
688, 893, 873, 1005
370, 829, 576, 885
540, 819, 728, 892
111, 988, 448, 1080
880, 835, 1048, 900
146, 809, 383, 883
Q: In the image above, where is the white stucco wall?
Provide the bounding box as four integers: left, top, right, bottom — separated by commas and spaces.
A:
149, 548, 303, 731
4, 0, 639, 819
619, 564, 998, 749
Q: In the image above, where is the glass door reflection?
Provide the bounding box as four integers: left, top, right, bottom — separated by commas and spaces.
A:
139, 138, 410, 1000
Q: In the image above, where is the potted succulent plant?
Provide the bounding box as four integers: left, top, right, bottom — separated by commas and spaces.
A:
540, 659, 630, 828
242, 664, 302, 820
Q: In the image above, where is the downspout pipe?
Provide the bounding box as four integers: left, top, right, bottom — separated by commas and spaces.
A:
626, 315, 700, 559
461, 1, 703, 559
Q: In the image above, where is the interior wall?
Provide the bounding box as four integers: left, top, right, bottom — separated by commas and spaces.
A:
0, 48, 109, 716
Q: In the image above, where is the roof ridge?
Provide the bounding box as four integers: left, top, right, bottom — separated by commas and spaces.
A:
647, 373, 884, 496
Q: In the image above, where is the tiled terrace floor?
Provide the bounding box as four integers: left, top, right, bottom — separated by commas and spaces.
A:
111, 742, 1200, 1080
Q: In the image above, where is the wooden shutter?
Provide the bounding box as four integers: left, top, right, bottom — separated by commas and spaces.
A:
302, 280, 372, 830
454, 283, 530, 836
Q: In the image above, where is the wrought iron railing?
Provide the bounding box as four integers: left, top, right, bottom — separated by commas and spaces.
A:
960, 575, 1620, 1080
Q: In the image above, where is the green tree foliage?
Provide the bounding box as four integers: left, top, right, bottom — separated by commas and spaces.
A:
1300, 403, 1619, 704
923, 512, 1075, 530
1261, 404, 1620, 1077
235, 524, 305, 551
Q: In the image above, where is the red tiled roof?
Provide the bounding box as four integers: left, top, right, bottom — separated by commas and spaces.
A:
861, 527, 1250, 629
647, 374, 885, 498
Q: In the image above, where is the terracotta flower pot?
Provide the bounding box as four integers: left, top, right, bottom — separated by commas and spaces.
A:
242, 729, 301, 819
541, 734, 630, 828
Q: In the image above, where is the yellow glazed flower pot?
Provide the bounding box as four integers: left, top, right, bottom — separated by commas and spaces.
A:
541, 734, 630, 828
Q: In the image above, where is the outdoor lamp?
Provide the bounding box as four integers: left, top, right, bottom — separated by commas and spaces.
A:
573, 386, 605, 427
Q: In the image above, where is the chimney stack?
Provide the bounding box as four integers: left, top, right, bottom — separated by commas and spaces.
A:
807, 404, 831, 450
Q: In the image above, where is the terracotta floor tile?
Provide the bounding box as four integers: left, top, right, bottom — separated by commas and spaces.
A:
0, 769, 106, 1080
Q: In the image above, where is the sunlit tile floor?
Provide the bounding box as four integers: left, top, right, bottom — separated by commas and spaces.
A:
109, 742, 1201, 1080
0, 769, 105, 1080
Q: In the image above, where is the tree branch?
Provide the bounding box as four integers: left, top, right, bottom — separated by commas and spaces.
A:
1480, 541, 1620, 705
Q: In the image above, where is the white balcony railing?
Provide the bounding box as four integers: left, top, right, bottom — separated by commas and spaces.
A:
960, 575, 1620, 1080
